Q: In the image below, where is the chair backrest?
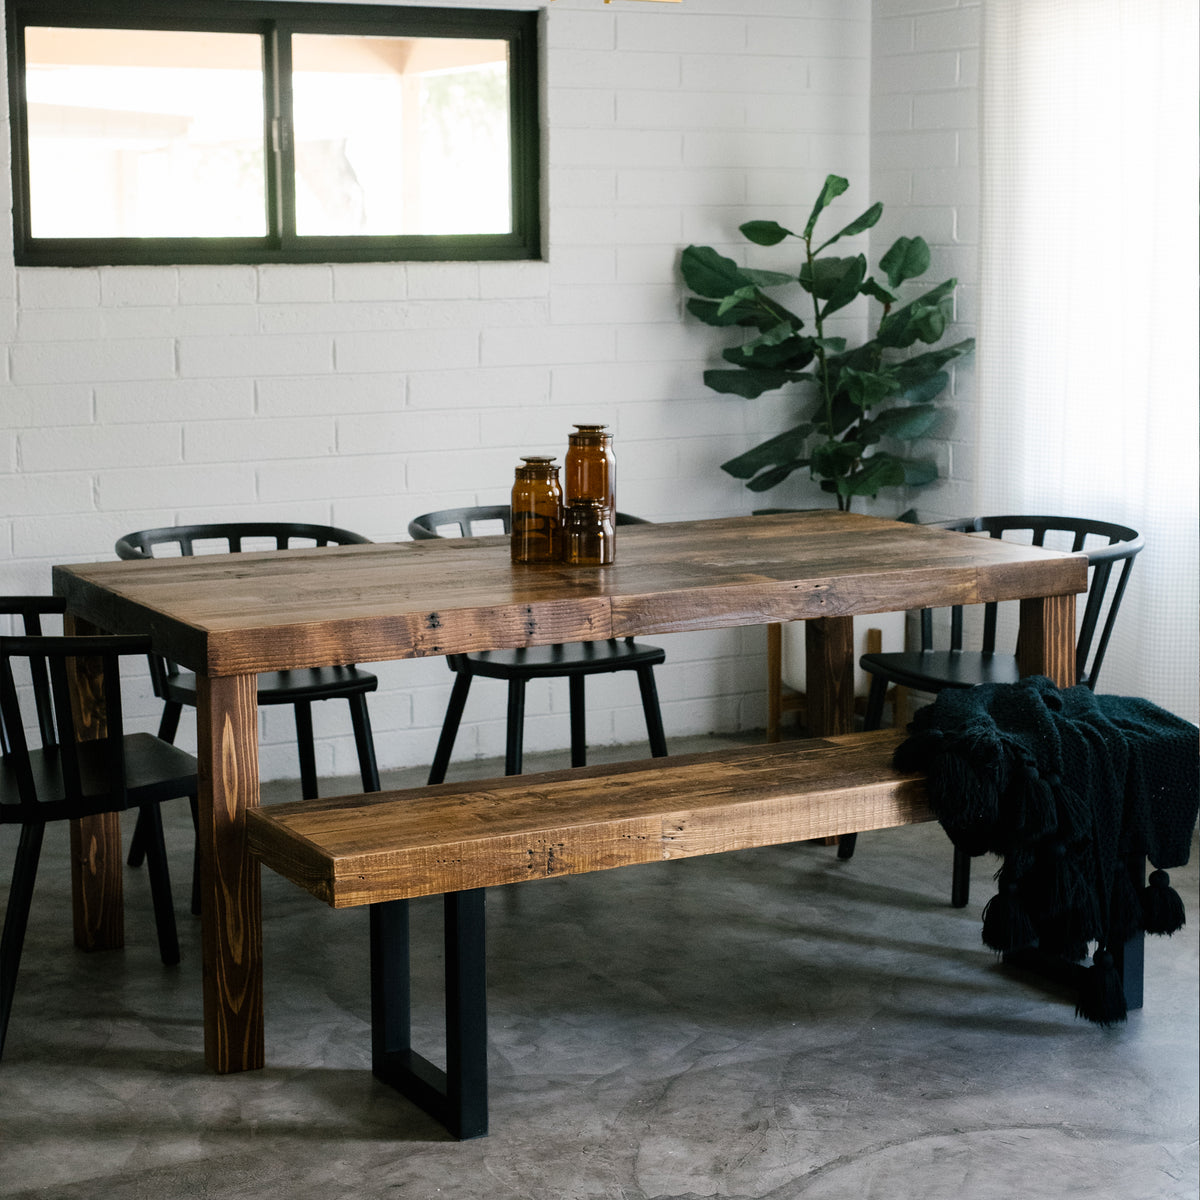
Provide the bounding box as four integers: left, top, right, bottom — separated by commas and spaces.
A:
115, 521, 371, 560
114, 523, 372, 691
1, 598, 152, 818
0, 597, 67, 755
408, 506, 650, 540
922, 516, 1143, 689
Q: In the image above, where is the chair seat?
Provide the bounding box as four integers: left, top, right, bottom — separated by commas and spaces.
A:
1, 733, 199, 823
457, 640, 666, 681
859, 649, 1022, 694
163, 665, 379, 706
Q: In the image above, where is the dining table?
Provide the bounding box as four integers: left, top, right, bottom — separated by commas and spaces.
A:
51, 510, 1087, 1075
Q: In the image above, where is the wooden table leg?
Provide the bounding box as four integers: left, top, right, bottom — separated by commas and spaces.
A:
804, 616, 855, 737
1017, 593, 1077, 686
196, 673, 265, 1073
63, 614, 123, 952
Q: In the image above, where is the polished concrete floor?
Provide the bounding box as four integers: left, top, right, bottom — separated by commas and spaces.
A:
1, 734, 1197, 1200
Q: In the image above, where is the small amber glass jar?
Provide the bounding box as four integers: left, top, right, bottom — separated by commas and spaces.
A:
511, 456, 562, 564
564, 424, 615, 518
562, 498, 615, 566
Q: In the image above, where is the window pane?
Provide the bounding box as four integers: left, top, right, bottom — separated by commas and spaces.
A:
292, 34, 511, 237
24, 27, 266, 238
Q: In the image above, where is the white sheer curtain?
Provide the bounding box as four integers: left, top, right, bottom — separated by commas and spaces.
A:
977, 0, 1199, 722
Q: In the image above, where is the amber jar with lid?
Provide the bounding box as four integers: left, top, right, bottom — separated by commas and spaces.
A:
511, 456, 562, 564
562, 498, 615, 566
564, 424, 615, 518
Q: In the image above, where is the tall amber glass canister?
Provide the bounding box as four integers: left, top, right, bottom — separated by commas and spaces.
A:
510, 456, 562, 563
564, 424, 615, 519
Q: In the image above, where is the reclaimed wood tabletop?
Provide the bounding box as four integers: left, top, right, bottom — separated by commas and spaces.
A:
52, 511, 1087, 1076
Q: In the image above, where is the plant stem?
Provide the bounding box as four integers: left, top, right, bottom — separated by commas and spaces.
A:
803, 235, 835, 440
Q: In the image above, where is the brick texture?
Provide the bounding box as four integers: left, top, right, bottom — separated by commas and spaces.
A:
1, 0, 980, 779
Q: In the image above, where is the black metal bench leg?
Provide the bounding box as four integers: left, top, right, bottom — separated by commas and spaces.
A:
370, 890, 488, 1139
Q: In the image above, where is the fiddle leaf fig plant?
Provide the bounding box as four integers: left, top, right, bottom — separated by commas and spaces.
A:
681, 174, 974, 509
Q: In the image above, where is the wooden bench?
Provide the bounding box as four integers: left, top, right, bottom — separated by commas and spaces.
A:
247, 728, 933, 1138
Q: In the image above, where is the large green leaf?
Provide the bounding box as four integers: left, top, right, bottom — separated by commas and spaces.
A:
879, 236, 931, 287
747, 463, 809, 492
702, 367, 802, 399
811, 439, 863, 480
686, 296, 782, 330
892, 369, 950, 405
861, 276, 900, 306
721, 423, 814, 479
680, 245, 757, 299
799, 255, 864, 300
803, 174, 850, 239
816, 201, 883, 253
900, 457, 939, 487
838, 453, 907, 497
840, 366, 900, 411
724, 326, 816, 371
740, 219, 794, 246
863, 403, 940, 440
875, 277, 956, 348
741, 267, 796, 287
890, 340, 974, 389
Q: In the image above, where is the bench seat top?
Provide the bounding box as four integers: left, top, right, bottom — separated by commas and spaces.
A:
246, 729, 930, 908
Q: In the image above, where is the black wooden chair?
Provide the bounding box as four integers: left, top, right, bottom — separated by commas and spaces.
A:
841, 516, 1144, 905
1, 597, 197, 1060
116, 523, 382, 911
407, 506, 668, 783
115, 523, 382, 801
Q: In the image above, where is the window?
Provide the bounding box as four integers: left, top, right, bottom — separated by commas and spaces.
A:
5, 1, 540, 265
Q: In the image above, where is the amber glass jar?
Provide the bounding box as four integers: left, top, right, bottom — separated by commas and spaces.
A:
562, 499, 615, 566
564, 424, 615, 518
511, 456, 562, 564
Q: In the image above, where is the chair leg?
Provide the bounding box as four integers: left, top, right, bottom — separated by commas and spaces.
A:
293, 701, 319, 800
568, 675, 586, 768
157, 701, 183, 745
636, 665, 668, 758
863, 672, 888, 732
428, 672, 473, 786
951, 846, 971, 908
1, 823, 46, 1060
137, 804, 180, 966
504, 678, 526, 776
189, 795, 201, 917
126, 808, 148, 868
348, 693, 381, 793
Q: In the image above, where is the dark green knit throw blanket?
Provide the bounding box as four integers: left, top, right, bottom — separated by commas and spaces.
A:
894, 676, 1199, 1025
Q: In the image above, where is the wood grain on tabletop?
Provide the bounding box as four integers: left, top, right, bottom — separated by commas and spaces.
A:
52, 512, 1088, 677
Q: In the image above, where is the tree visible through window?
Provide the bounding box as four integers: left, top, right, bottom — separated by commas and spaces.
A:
5, 1, 540, 265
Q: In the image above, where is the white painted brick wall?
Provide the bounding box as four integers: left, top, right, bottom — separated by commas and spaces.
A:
1, 0, 954, 784
870, 0, 981, 524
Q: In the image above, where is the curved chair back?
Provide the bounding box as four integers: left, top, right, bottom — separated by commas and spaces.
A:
116, 521, 371, 559
925, 516, 1143, 689
408, 506, 649, 540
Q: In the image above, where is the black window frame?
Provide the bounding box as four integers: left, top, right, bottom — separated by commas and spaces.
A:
6, 0, 541, 267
